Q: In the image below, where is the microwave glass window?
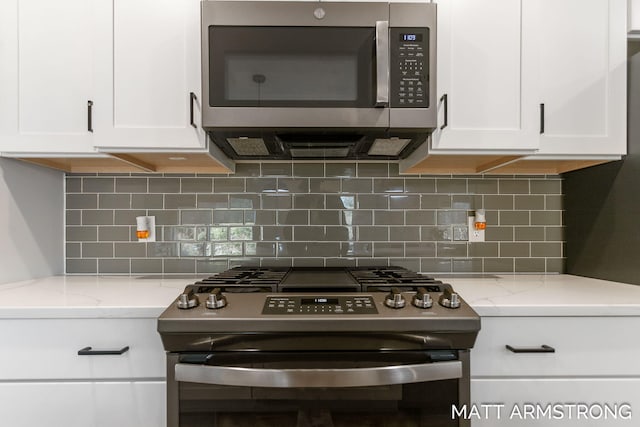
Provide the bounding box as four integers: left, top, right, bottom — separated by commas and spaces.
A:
225, 54, 357, 102
209, 27, 375, 107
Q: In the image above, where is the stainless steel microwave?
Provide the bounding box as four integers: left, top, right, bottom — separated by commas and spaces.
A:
201, 1, 437, 160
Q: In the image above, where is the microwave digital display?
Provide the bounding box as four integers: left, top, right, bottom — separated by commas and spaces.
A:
401, 33, 422, 42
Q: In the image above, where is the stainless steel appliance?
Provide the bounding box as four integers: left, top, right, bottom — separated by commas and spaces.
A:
201, 1, 437, 160
158, 267, 480, 427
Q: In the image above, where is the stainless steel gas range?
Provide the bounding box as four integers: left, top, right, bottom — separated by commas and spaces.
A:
158, 267, 481, 427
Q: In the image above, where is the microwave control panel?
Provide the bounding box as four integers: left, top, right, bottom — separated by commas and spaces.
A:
390, 27, 429, 108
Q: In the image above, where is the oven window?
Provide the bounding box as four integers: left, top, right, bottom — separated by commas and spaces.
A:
174, 352, 462, 427
178, 380, 458, 427
209, 27, 375, 107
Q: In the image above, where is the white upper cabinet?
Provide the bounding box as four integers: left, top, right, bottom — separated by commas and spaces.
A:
431, 0, 540, 152
630, 0, 640, 33
92, 0, 206, 150
0, 0, 96, 153
536, 0, 626, 156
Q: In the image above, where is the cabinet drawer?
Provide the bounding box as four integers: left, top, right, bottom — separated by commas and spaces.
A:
0, 381, 165, 427
470, 378, 640, 426
471, 317, 640, 377
0, 318, 165, 380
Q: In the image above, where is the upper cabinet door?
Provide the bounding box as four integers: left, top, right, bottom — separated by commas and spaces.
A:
0, 0, 95, 153
431, 0, 539, 152
92, 0, 205, 150
537, 0, 626, 156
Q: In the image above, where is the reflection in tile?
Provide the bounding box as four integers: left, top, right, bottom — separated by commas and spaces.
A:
196, 227, 209, 241
278, 178, 309, 193
229, 194, 260, 209
310, 210, 340, 225
246, 178, 277, 193
165, 226, 195, 241
209, 227, 228, 241
211, 242, 243, 256
437, 210, 468, 225
148, 242, 178, 257
262, 226, 293, 241
343, 210, 373, 226
229, 226, 258, 241
212, 210, 244, 225
326, 195, 355, 209
421, 226, 452, 241
453, 226, 469, 241
326, 163, 356, 177
373, 178, 404, 193
389, 195, 420, 209
310, 178, 340, 193
180, 242, 206, 257
181, 210, 212, 225
244, 242, 276, 257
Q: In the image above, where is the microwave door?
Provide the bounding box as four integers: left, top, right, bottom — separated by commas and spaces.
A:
201, 1, 391, 129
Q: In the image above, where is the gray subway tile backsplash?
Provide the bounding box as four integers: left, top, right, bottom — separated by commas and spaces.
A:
99, 194, 130, 209
65, 163, 565, 274
83, 177, 114, 193
116, 178, 147, 193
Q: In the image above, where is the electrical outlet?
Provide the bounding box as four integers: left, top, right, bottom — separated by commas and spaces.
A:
135, 216, 156, 242
468, 216, 485, 242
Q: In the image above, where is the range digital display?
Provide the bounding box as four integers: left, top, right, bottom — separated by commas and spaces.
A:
301, 298, 339, 305
401, 33, 422, 42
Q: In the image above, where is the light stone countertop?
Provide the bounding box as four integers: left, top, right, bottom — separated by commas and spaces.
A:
1, 274, 640, 318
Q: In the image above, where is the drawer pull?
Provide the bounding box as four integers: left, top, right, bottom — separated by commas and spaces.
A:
78, 346, 130, 356
506, 344, 555, 354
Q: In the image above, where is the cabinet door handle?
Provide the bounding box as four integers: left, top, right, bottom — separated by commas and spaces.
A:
87, 100, 94, 133
440, 94, 448, 130
506, 344, 555, 354
539, 103, 545, 134
78, 346, 130, 356
189, 92, 197, 128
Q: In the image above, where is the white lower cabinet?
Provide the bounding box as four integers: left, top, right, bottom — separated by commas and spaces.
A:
470, 316, 640, 426
0, 381, 165, 427
0, 317, 166, 427
470, 379, 639, 426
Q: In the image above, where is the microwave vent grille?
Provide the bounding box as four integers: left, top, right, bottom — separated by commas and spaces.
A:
368, 138, 411, 156
227, 137, 270, 156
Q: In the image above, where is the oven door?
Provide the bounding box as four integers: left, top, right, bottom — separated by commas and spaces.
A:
201, 1, 390, 129
167, 350, 470, 427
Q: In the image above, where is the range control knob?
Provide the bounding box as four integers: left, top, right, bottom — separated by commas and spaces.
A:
384, 287, 406, 309
412, 287, 433, 309
205, 288, 227, 309
177, 290, 199, 309
438, 286, 461, 309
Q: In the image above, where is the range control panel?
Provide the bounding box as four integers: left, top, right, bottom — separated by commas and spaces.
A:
390, 27, 429, 108
262, 296, 378, 315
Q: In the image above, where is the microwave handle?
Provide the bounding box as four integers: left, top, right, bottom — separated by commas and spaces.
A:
375, 21, 389, 108
175, 360, 461, 388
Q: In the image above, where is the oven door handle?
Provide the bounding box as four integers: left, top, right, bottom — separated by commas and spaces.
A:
375, 20, 390, 107
175, 361, 461, 388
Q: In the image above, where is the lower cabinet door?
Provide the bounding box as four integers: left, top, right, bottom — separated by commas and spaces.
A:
469, 379, 640, 426
0, 381, 165, 427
